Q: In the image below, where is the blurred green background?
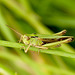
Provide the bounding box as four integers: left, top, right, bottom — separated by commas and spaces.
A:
0, 0, 75, 75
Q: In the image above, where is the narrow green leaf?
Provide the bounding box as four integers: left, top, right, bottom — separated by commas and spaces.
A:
0, 40, 75, 58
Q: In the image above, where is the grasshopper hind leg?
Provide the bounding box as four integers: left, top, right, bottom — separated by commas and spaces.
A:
54, 44, 61, 48
54, 30, 67, 36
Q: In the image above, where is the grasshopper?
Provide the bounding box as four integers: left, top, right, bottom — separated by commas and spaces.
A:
7, 25, 74, 53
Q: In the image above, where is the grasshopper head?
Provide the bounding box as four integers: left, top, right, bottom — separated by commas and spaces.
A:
22, 35, 30, 45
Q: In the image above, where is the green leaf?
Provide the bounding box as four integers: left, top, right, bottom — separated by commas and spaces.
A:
0, 40, 75, 58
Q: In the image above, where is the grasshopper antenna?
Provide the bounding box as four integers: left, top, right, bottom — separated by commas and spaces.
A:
6, 25, 22, 36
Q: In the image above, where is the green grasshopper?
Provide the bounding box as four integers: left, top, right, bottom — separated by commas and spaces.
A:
7, 25, 74, 53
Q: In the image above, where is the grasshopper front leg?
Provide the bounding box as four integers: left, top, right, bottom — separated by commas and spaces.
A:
25, 43, 32, 53
34, 45, 48, 49
23, 38, 34, 53
19, 35, 23, 43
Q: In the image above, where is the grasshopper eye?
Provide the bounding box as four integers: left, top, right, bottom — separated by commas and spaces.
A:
27, 37, 30, 40
24, 36, 30, 40
24, 35, 30, 40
